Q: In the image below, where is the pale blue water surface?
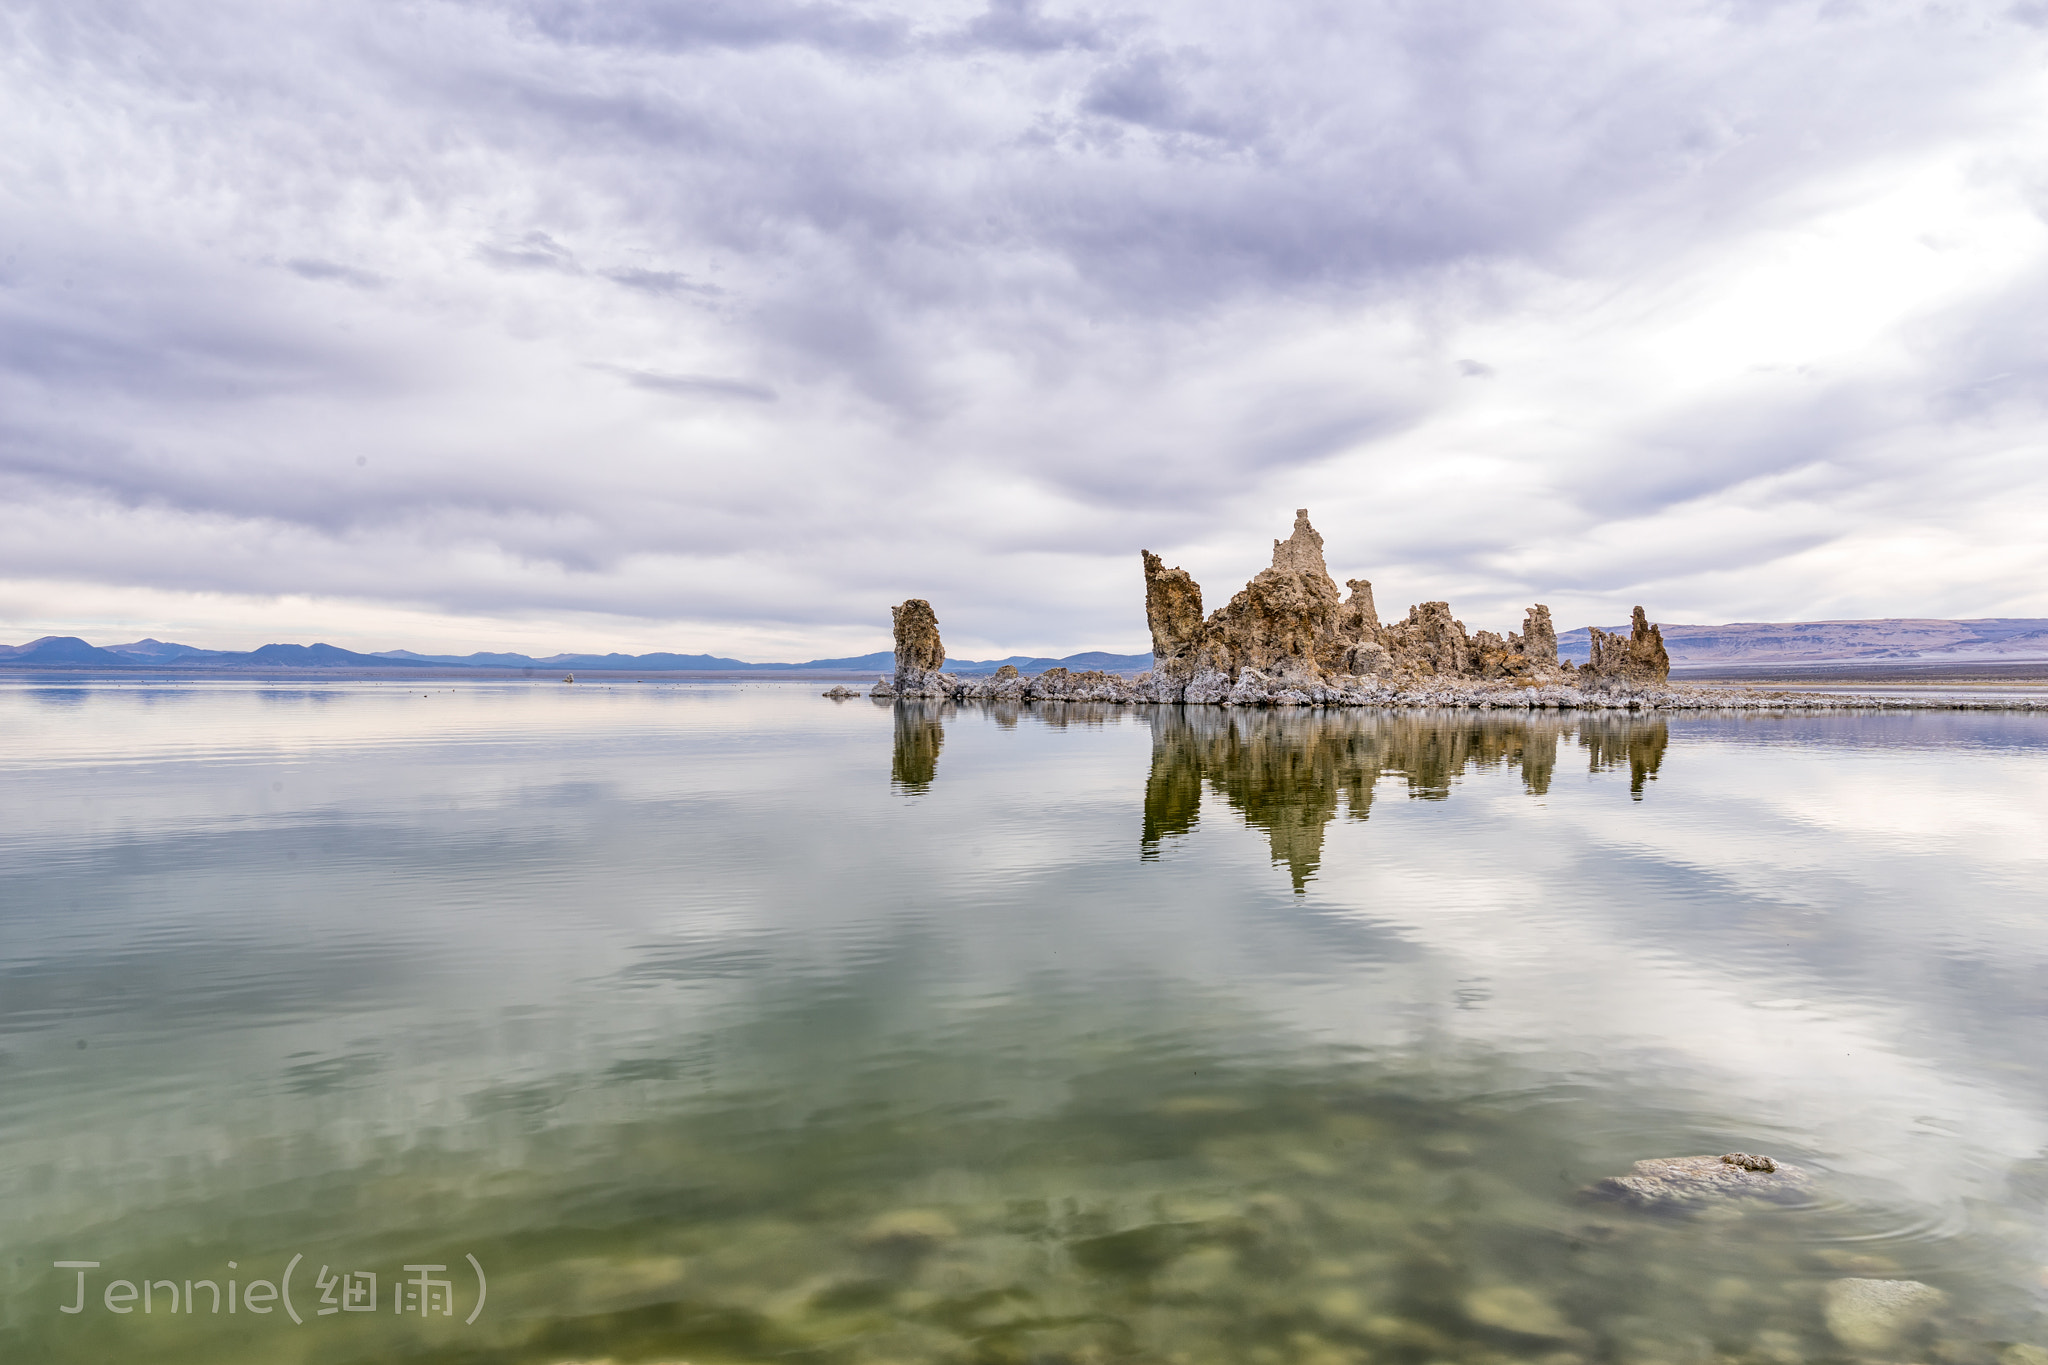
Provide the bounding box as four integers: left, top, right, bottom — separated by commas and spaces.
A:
1, 680, 2045, 1365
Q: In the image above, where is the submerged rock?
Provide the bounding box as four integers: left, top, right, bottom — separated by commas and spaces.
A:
1822, 1277, 1946, 1352
858, 1208, 959, 1253
1463, 1284, 1580, 1341
1589, 1153, 1811, 1210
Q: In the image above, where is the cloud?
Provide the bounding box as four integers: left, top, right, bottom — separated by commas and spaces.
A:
475, 231, 582, 273
588, 362, 778, 401
2, 0, 2047, 657
600, 266, 722, 297
286, 258, 386, 288
950, 0, 1109, 54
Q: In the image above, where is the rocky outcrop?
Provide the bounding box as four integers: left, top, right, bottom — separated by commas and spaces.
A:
877, 599, 955, 699
1382, 601, 1472, 678
1582, 607, 1670, 689
1136, 512, 1588, 696
868, 513, 1707, 709
1338, 579, 1389, 675
1521, 604, 1558, 667
1141, 551, 1206, 682
1191, 510, 1351, 682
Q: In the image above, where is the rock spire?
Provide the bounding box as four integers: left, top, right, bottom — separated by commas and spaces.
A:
887, 599, 953, 698
1141, 551, 1205, 682
1582, 607, 1670, 688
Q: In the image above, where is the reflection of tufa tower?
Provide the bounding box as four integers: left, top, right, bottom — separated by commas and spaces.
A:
890, 702, 945, 792
1141, 709, 1667, 891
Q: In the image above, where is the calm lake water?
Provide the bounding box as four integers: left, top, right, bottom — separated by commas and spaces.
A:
2, 680, 2046, 1365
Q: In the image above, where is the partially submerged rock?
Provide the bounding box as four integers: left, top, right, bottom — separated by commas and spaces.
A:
1589, 1153, 1812, 1210
1822, 1277, 1946, 1352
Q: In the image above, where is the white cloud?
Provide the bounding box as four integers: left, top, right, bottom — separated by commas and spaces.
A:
3, 0, 2047, 656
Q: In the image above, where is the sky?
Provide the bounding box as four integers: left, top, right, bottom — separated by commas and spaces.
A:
4, 0, 2048, 661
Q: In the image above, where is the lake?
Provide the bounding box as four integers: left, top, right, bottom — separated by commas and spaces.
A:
2, 680, 2045, 1365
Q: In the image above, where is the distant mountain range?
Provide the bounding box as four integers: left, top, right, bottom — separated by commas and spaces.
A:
6, 616, 2046, 674
0, 636, 1155, 676
1559, 617, 2048, 666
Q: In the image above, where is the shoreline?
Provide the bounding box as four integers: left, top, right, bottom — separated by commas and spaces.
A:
858, 672, 2048, 712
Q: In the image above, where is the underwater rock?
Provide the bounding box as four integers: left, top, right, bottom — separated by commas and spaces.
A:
1463, 1284, 1580, 1341
1589, 1153, 1811, 1210
857, 1208, 959, 1253
1822, 1277, 1946, 1352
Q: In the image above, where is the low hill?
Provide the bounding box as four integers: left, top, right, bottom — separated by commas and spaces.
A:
0, 638, 1155, 675
1560, 617, 2048, 666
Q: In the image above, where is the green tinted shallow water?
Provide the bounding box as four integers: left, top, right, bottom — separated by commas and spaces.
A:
2, 681, 2046, 1365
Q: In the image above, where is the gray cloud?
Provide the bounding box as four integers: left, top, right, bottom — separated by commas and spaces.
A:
2, 0, 2047, 654
600, 266, 722, 297
589, 362, 778, 401
475, 232, 582, 273
285, 258, 386, 288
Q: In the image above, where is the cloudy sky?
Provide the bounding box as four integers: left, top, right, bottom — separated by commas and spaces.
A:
4, 0, 2047, 660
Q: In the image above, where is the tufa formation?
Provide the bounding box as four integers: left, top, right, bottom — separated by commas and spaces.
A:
1140, 509, 1658, 699
875, 510, 1669, 705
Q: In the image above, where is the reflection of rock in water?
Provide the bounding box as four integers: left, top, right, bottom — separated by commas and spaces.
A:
1143, 709, 1670, 890
1581, 716, 1668, 798
891, 702, 948, 792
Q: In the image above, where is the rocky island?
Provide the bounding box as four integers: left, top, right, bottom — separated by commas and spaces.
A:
874, 510, 1684, 709
865, 511, 2040, 711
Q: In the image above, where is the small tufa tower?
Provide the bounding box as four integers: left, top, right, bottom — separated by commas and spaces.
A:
1582, 607, 1670, 689
875, 598, 954, 700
